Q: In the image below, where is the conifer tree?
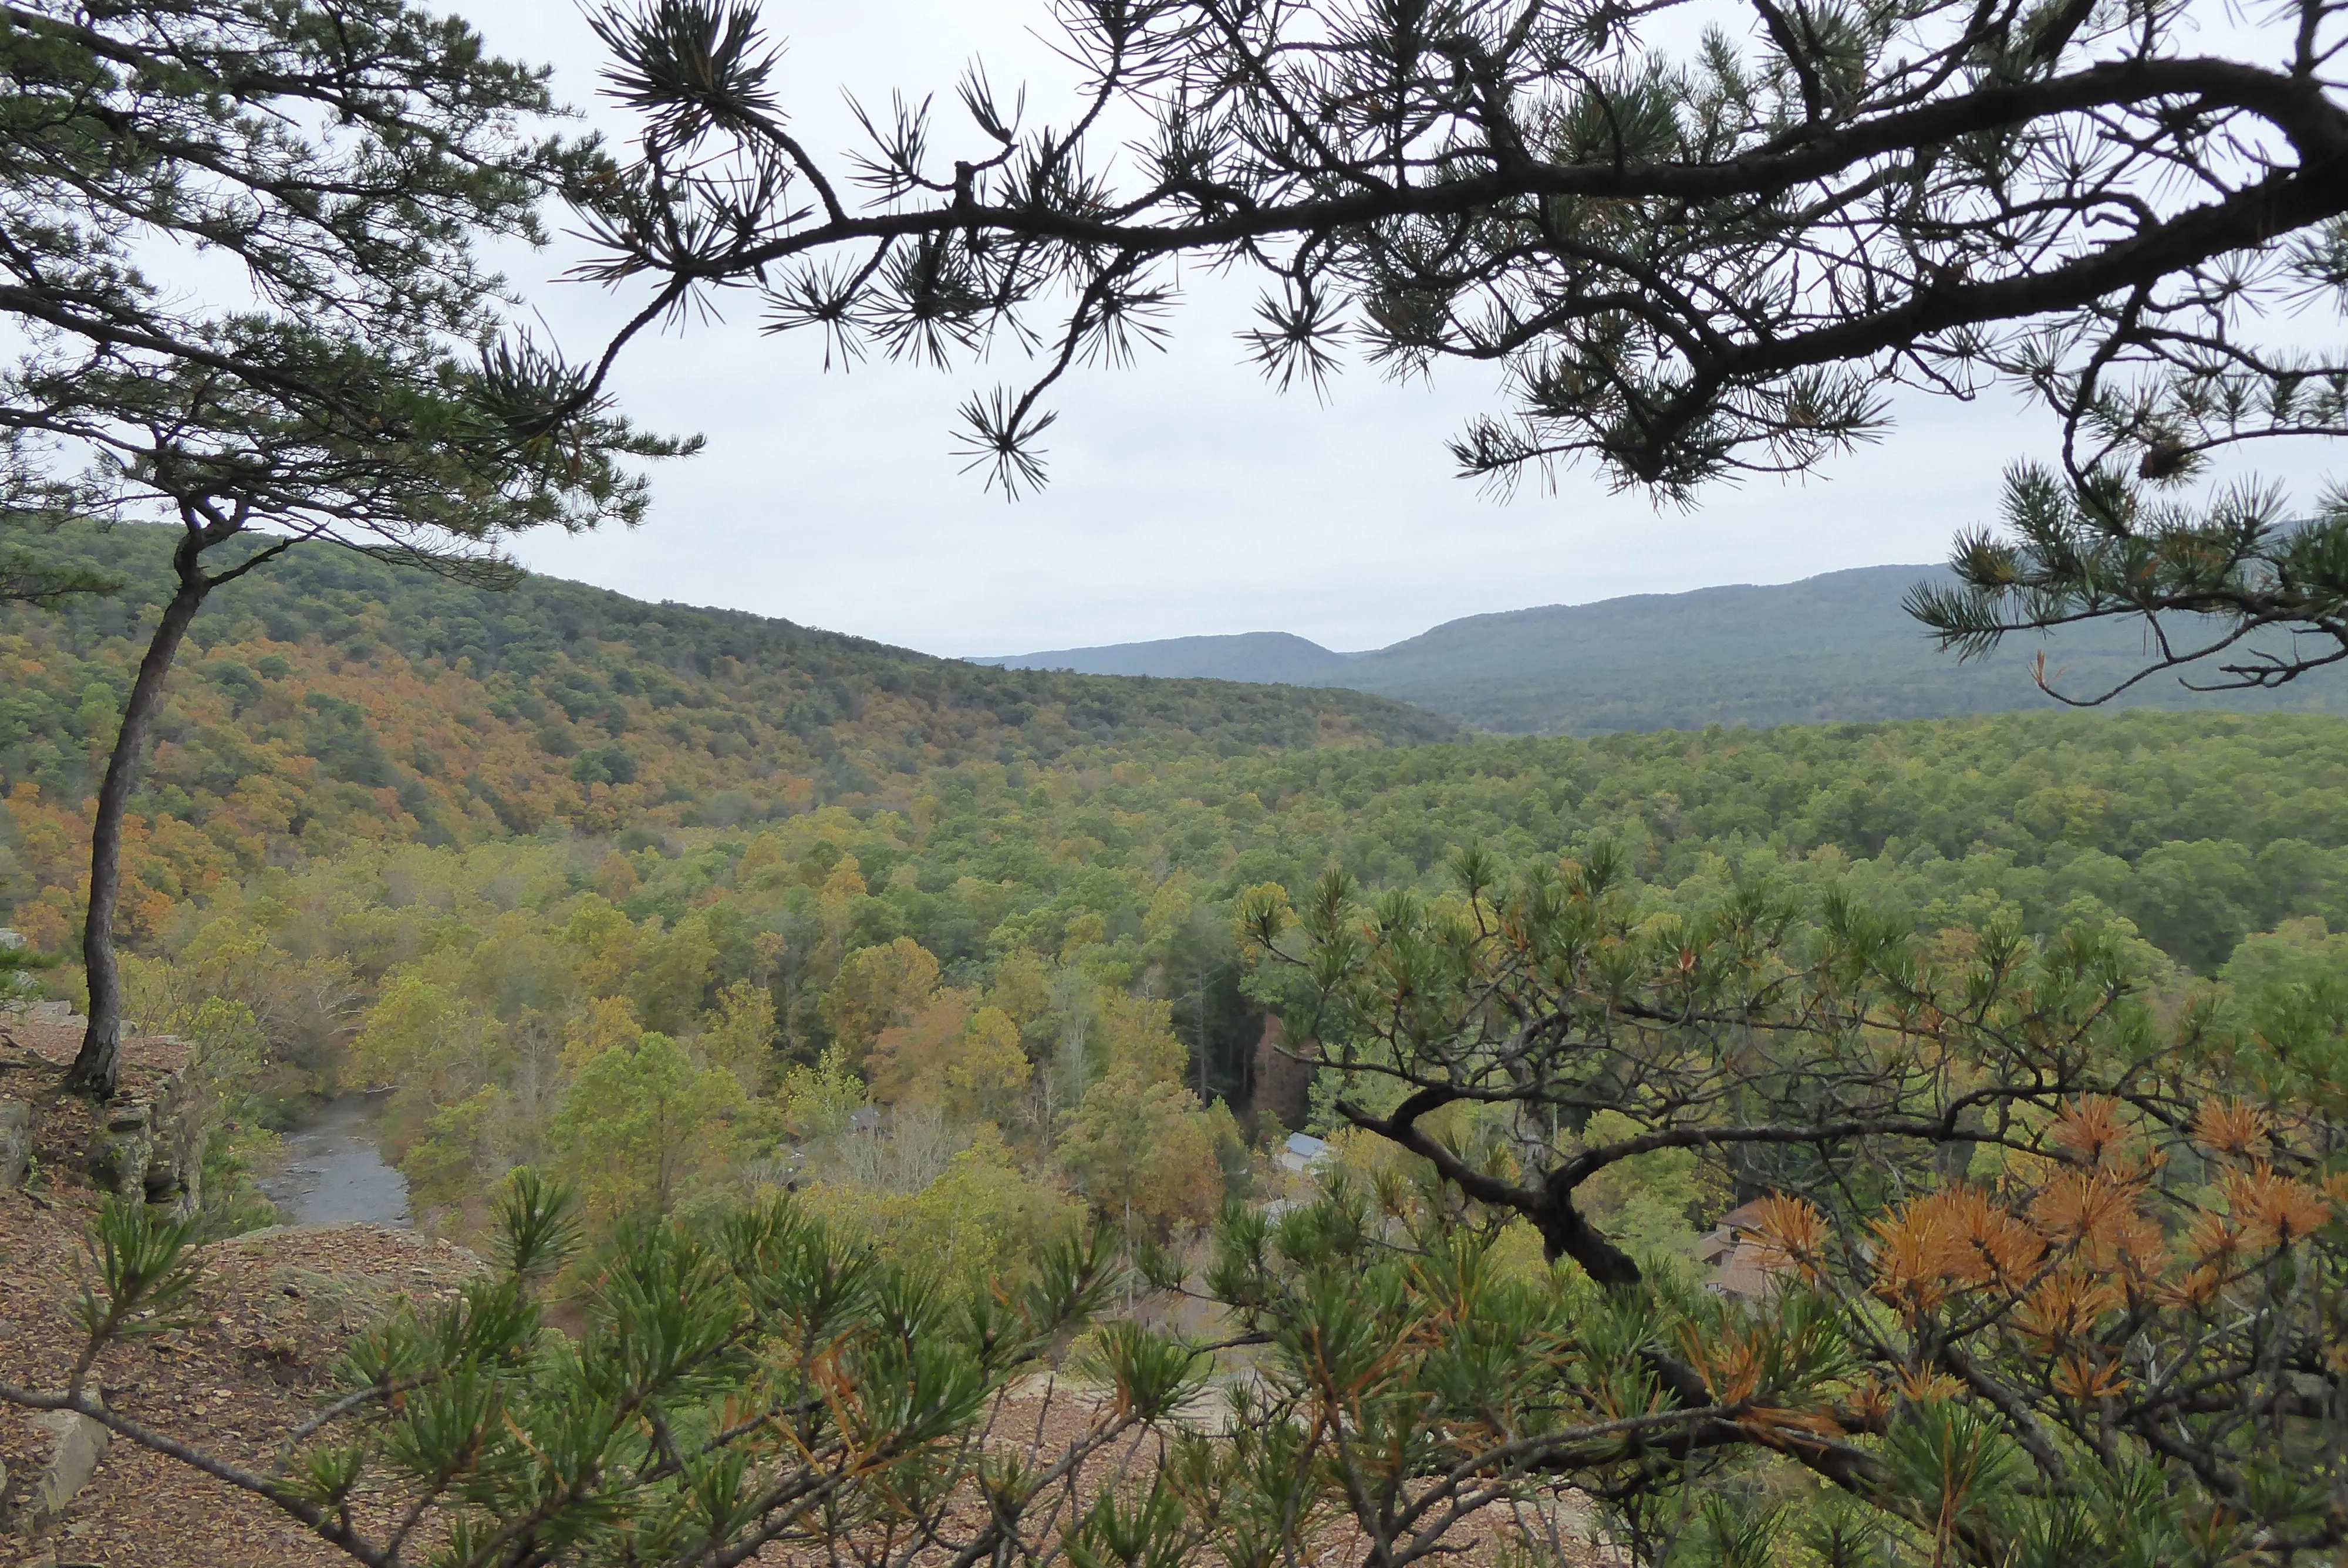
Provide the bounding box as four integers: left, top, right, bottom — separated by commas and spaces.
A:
1224, 847, 2348, 1562
0, 0, 694, 1097
579, 0, 2346, 695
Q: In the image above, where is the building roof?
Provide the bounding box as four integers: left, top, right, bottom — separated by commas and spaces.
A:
1702, 1198, 1790, 1300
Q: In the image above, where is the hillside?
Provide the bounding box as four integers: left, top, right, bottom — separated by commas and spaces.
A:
0, 525, 1452, 949
977, 565, 2348, 733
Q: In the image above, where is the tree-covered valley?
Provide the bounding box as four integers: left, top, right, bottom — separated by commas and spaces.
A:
0, 525, 1449, 951
14, 528, 2348, 1568
7, 0, 2348, 1562
10, 525, 2348, 1230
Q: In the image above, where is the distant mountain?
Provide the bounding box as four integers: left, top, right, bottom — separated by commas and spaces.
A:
977, 565, 2348, 734
974, 630, 1359, 684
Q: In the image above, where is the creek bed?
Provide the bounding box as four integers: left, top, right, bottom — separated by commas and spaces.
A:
258, 1093, 410, 1226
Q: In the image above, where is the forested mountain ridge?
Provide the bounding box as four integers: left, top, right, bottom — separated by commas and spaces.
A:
0, 525, 1453, 950
976, 630, 1362, 684
979, 565, 2348, 732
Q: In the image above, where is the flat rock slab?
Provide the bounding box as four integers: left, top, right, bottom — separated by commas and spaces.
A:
31, 1408, 108, 1518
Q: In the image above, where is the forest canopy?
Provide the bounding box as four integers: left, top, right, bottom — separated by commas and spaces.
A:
2, 0, 2347, 1559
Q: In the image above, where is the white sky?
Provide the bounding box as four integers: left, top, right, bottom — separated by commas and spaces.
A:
468, 0, 2339, 658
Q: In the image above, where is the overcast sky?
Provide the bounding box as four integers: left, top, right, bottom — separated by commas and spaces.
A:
470, 1, 2337, 659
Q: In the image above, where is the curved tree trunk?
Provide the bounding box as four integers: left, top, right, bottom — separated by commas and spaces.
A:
63, 536, 213, 1099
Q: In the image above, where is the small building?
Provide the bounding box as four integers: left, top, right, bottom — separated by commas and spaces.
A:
1696, 1199, 1787, 1300
1276, 1131, 1330, 1174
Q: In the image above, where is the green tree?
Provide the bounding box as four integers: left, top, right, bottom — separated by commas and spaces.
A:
551, 1030, 747, 1225
801, 1129, 1080, 1290
699, 977, 779, 1094
629, 913, 720, 1033
2221, 916, 2348, 995
1057, 1069, 1224, 1238
0, 519, 115, 607
776, 1045, 866, 1143
349, 968, 504, 1160
944, 1003, 1033, 1123
1, 0, 695, 1098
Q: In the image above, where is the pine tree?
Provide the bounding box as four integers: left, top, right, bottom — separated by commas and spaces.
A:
576, 0, 2347, 696
0, 1, 695, 1096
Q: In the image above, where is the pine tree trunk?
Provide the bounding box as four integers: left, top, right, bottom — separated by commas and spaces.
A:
63, 540, 212, 1099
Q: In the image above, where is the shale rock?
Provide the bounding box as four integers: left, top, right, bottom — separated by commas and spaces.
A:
30, 1408, 109, 1519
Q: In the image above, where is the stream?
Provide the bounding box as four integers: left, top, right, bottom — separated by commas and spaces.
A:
258, 1093, 411, 1226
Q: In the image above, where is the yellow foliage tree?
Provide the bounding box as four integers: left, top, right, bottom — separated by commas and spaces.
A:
1098, 991, 1186, 1086
945, 1004, 1032, 1123
1142, 876, 1195, 951
986, 948, 1052, 1034
560, 994, 644, 1076
821, 937, 940, 1066
818, 856, 868, 934
560, 895, 638, 999
1058, 1069, 1224, 1238
699, 979, 777, 1094
351, 968, 496, 1099
736, 832, 784, 885
1059, 910, 1107, 960
797, 1127, 1080, 1290
593, 851, 639, 901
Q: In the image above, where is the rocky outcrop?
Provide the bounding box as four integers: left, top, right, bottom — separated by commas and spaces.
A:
83, 1067, 199, 1211
0, 1021, 201, 1212
87, 1100, 156, 1195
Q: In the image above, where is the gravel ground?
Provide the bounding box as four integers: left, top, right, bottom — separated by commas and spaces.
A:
3, 1025, 479, 1566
